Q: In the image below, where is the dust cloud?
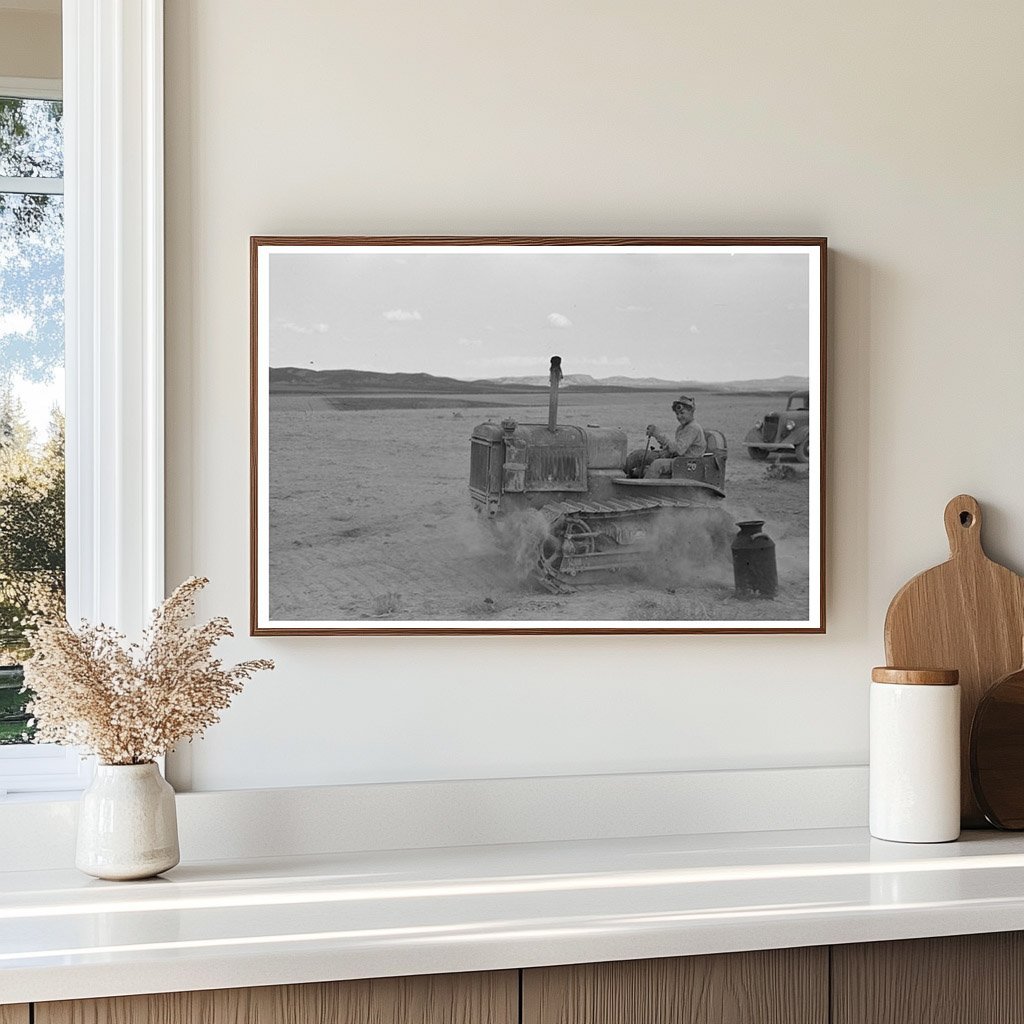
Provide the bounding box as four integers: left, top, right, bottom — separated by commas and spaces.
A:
640, 505, 737, 588
491, 508, 555, 576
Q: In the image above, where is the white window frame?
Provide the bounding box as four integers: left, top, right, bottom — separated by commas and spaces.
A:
0, 0, 164, 799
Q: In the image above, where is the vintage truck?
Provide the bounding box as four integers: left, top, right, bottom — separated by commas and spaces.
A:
744, 389, 811, 462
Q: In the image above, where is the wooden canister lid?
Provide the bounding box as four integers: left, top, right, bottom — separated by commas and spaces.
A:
871, 667, 960, 686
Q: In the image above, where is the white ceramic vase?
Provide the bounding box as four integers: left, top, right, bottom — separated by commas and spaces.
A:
76, 762, 180, 880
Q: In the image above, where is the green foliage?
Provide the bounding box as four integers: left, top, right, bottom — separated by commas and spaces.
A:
0, 97, 62, 179
0, 392, 65, 664
0, 665, 31, 743
0, 397, 63, 743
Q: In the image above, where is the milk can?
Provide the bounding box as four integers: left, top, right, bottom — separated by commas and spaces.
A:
732, 520, 778, 598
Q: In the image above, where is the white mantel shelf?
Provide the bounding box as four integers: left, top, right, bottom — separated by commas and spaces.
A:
4, 826, 1024, 1004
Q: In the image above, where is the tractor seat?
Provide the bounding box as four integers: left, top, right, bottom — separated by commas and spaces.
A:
704, 428, 727, 456
670, 428, 728, 488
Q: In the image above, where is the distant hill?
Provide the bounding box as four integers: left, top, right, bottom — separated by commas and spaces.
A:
269, 366, 542, 393
488, 373, 605, 388
488, 373, 809, 392
269, 366, 808, 395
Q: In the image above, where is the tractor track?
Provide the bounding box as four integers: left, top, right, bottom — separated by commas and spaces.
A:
532, 496, 716, 594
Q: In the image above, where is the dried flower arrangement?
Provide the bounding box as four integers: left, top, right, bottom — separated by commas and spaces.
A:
23, 576, 273, 765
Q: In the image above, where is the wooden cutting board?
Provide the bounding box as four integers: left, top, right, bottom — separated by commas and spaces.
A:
884, 494, 1024, 827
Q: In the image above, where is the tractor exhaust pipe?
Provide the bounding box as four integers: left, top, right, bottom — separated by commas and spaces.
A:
548, 355, 562, 432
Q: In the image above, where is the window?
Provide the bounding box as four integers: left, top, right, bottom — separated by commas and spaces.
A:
0, 78, 83, 796
0, 85, 65, 729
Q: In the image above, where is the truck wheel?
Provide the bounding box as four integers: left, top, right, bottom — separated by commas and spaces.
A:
796, 440, 810, 463
748, 447, 768, 461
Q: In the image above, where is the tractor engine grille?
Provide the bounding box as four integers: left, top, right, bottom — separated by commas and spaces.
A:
470, 439, 494, 493
525, 448, 585, 490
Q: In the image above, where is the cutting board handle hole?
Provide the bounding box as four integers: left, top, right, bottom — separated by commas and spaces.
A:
960, 511, 974, 527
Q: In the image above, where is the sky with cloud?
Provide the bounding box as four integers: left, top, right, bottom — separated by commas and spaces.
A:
268, 247, 812, 383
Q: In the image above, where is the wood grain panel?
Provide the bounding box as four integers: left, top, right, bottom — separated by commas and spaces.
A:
0, 1006, 29, 1024
833, 933, 1024, 1024
522, 949, 828, 1024
37, 971, 517, 1024
884, 493, 1024, 826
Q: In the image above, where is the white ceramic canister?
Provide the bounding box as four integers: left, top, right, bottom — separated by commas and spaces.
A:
870, 667, 961, 843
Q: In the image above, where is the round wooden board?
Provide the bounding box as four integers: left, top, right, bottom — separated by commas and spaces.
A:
971, 664, 1024, 829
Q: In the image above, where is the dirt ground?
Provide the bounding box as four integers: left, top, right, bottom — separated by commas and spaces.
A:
267, 390, 812, 625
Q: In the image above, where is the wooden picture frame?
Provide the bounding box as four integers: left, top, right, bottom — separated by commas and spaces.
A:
251, 236, 826, 635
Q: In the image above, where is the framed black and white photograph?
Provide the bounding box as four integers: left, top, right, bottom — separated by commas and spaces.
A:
251, 236, 826, 635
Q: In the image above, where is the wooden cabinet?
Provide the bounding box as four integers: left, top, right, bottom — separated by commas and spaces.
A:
522, 948, 828, 1024
521, 935, 1024, 1024
832, 932, 1024, 1024
35, 972, 517, 1024
18, 933, 1024, 1024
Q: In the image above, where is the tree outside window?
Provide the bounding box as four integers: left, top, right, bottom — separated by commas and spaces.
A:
0, 94, 65, 744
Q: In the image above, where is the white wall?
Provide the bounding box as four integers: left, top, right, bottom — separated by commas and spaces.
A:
163, 0, 1024, 791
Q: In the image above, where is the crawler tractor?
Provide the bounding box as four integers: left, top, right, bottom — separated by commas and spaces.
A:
469, 357, 729, 593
